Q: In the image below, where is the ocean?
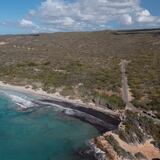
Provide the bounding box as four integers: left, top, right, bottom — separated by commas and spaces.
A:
0, 89, 99, 160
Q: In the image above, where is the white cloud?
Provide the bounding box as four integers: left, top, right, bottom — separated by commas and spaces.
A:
20, 19, 36, 28
4, 0, 160, 32
19, 19, 38, 29
19, 19, 40, 33
136, 10, 156, 23
137, 16, 155, 23
140, 10, 151, 17
120, 14, 133, 25
62, 17, 75, 26
29, 0, 141, 31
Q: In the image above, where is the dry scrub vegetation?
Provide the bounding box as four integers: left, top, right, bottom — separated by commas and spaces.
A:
0, 29, 160, 159
0, 30, 159, 112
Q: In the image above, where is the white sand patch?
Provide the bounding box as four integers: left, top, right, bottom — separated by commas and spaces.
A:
0, 41, 8, 45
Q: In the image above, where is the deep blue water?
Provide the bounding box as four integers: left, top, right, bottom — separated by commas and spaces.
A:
0, 90, 98, 160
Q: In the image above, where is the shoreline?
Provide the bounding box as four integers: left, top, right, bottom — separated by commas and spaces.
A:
37, 98, 120, 133
0, 81, 87, 105
0, 81, 121, 160
0, 81, 119, 117
0, 81, 120, 133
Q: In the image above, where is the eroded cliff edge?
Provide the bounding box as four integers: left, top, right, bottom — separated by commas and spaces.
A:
92, 110, 160, 160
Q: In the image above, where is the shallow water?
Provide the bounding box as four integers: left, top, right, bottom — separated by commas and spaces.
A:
0, 90, 99, 160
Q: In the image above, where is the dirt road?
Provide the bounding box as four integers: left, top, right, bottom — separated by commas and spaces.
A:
120, 59, 160, 123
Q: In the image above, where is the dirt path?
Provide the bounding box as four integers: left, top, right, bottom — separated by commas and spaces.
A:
120, 60, 129, 106
120, 59, 160, 124
120, 60, 134, 110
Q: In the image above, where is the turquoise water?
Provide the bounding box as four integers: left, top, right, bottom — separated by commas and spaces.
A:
0, 90, 99, 160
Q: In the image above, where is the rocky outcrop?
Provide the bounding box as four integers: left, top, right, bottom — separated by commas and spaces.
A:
92, 132, 160, 160
36, 98, 160, 160
92, 136, 119, 160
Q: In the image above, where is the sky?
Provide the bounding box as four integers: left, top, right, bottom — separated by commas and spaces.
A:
0, 0, 160, 34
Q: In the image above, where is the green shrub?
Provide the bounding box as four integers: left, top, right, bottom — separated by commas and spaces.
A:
105, 135, 135, 159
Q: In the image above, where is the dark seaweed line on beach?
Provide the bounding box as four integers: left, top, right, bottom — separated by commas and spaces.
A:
14, 95, 120, 160
30, 98, 121, 160
34, 98, 121, 133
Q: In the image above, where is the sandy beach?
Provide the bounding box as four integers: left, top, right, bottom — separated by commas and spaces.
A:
0, 81, 119, 117
0, 81, 120, 134
0, 81, 83, 103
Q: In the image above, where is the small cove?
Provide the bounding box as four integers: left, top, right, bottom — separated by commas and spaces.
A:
0, 88, 120, 160
0, 90, 99, 160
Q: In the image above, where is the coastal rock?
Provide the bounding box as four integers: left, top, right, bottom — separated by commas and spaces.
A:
88, 142, 107, 160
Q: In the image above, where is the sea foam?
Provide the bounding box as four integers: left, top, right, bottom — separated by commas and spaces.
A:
0, 90, 34, 108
